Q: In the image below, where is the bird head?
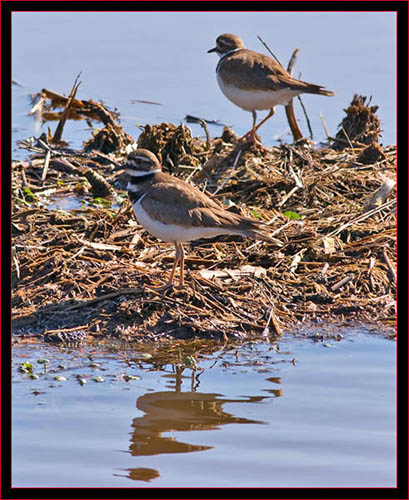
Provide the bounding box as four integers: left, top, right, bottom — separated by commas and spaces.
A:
116, 149, 162, 176
208, 33, 245, 56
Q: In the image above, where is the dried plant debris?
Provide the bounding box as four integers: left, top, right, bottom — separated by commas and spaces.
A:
83, 122, 134, 154
12, 94, 396, 345
30, 86, 134, 152
333, 94, 382, 149
137, 122, 206, 169
357, 143, 387, 164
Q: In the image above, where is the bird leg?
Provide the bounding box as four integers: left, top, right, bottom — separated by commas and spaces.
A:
241, 108, 275, 144
163, 242, 186, 289
176, 242, 185, 288
149, 242, 182, 292
240, 111, 258, 143
254, 108, 275, 133
167, 242, 182, 287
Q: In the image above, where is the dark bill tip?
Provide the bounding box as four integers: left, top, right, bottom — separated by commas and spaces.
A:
207, 47, 217, 53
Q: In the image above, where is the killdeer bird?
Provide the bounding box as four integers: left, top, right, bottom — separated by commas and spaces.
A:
208, 33, 335, 143
117, 149, 280, 288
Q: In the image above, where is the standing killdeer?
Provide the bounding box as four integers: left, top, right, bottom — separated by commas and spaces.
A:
117, 149, 281, 288
208, 33, 335, 143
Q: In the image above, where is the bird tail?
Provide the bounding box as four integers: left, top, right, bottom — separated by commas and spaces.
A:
242, 228, 283, 247
304, 83, 335, 96
317, 88, 335, 96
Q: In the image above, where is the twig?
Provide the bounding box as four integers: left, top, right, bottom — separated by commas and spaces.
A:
190, 118, 211, 150
232, 144, 244, 169
13, 255, 20, 279
263, 305, 282, 337
382, 247, 396, 284
277, 186, 299, 208
44, 325, 89, 335
41, 149, 51, 182
330, 275, 354, 292
212, 148, 243, 196
320, 112, 331, 138
296, 95, 314, 140
340, 126, 354, 149
288, 164, 303, 188
199, 118, 211, 150
66, 287, 143, 311
185, 165, 203, 183
326, 198, 396, 237
257, 35, 284, 68
327, 136, 366, 148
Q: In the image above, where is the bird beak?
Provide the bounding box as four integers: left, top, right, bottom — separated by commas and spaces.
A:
207, 47, 217, 53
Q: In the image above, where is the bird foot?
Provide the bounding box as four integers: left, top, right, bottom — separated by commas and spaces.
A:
239, 130, 262, 145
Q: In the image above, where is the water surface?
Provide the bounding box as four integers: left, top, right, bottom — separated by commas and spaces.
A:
12, 11, 396, 158
12, 331, 396, 488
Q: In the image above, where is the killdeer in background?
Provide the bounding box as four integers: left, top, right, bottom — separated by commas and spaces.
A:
117, 149, 280, 289
208, 33, 335, 143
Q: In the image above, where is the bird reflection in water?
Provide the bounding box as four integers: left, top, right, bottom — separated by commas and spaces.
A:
114, 373, 283, 482
112, 354, 285, 482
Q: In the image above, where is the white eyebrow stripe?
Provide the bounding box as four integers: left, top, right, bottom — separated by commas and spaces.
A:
130, 155, 158, 162
125, 168, 161, 177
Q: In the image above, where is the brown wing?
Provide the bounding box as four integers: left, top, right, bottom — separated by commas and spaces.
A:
140, 173, 264, 231
220, 49, 334, 95
140, 174, 232, 226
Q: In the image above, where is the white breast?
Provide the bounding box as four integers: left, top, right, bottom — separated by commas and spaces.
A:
217, 73, 301, 111
131, 197, 238, 243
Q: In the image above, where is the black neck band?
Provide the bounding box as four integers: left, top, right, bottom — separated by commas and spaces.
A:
128, 190, 145, 204
129, 173, 154, 185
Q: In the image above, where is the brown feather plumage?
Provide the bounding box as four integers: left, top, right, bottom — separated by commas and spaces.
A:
138, 172, 279, 244
219, 49, 334, 95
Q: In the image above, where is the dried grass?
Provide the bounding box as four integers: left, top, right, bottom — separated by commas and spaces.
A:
12, 95, 396, 345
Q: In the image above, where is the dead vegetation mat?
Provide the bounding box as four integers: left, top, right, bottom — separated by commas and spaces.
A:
12, 117, 396, 345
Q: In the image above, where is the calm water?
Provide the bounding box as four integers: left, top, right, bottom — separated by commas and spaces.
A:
12, 331, 396, 488
12, 11, 396, 158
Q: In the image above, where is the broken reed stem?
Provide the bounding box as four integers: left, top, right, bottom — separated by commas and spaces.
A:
287, 48, 299, 74
331, 275, 354, 292
41, 149, 51, 182
284, 48, 304, 143
320, 112, 331, 138
196, 118, 211, 150
340, 126, 354, 149
52, 72, 82, 144
36, 138, 53, 182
